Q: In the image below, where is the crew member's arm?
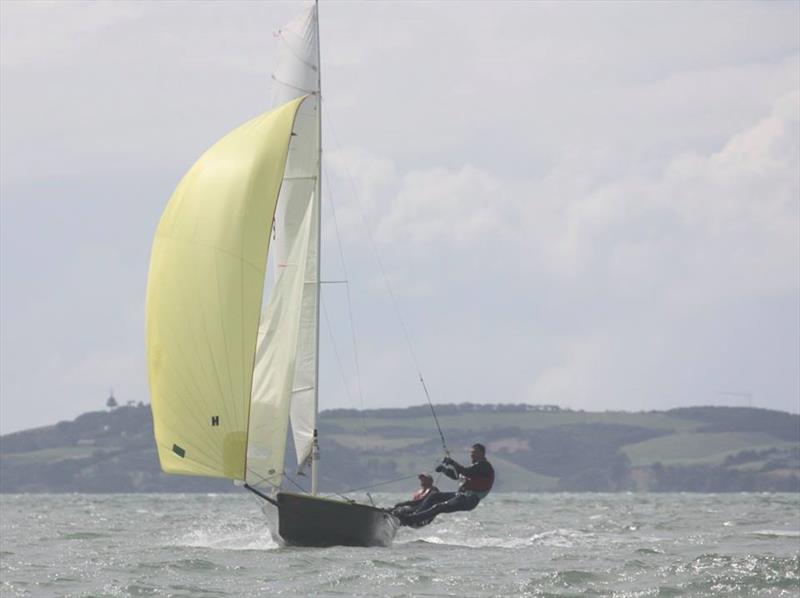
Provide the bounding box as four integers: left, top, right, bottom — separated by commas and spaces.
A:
444, 458, 489, 478
442, 467, 459, 481
436, 462, 460, 480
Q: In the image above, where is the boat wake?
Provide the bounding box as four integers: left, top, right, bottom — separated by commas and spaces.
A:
171, 520, 280, 552
396, 527, 587, 550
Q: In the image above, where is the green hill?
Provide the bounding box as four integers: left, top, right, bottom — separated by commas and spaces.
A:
1, 403, 797, 493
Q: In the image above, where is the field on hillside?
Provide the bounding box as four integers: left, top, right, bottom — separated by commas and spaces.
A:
1, 404, 797, 493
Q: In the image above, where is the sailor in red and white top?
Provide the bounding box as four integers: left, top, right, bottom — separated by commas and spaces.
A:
392, 472, 440, 512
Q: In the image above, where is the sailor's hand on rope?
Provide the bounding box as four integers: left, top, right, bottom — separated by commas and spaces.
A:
435, 464, 445, 473
442, 457, 455, 466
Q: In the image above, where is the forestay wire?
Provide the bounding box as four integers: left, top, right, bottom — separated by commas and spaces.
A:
323, 104, 450, 460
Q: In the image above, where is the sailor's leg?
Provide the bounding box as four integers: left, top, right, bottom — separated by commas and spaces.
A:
411, 491, 453, 513
398, 493, 461, 526
432, 493, 480, 514
393, 492, 449, 518
397, 505, 442, 526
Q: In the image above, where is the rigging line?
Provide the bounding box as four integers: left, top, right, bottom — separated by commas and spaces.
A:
244, 467, 309, 495
421, 375, 450, 457
322, 164, 367, 416
321, 163, 370, 449
270, 75, 317, 96
243, 467, 282, 490
323, 105, 450, 456
337, 474, 418, 495
320, 294, 369, 446
273, 27, 319, 72
283, 473, 309, 494
321, 296, 355, 406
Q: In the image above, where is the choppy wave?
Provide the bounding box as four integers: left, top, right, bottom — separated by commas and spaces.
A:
1, 493, 799, 597
752, 529, 800, 539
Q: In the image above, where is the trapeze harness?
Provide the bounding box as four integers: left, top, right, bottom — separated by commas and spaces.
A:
449, 459, 495, 500
412, 486, 437, 502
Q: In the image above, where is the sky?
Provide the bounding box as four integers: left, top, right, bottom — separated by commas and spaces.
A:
1, 1, 798, 435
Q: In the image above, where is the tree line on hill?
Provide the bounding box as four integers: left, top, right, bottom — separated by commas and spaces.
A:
0, 403, 797, 493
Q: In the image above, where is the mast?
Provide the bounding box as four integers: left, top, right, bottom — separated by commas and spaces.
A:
311, 0, 322, 496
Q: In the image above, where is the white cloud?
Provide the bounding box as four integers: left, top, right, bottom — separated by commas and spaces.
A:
323, 84, 799, 413
662, 90, 800, 300
376, 165, 506, 245
525, 335, 612, 409
522, 90, 799, 410
0, 1, 145, 69
1, 1, 798, 432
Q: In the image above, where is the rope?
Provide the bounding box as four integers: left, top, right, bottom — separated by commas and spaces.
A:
283, 474, 309, 494
323, 104, 450, 459
335, 474, 418, 495
244, 468, 310, 495
320, 298, 354, 406
321, 163, 369, 442
244, 468, 281, 490
249, 469, 453, 505
419, 374, 449, 457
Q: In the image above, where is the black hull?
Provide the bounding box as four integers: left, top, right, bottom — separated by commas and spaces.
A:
275, 492, 399, 547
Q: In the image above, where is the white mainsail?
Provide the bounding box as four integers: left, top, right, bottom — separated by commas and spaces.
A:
246, 198, 314, 487
268, 4, 321, 476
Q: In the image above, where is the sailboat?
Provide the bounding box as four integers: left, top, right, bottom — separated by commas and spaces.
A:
145, 3, 399, 547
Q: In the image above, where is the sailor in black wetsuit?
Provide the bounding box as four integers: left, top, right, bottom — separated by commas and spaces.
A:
396, 443, 494, 527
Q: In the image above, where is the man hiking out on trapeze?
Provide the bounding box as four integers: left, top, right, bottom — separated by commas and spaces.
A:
394, 443, 494, 527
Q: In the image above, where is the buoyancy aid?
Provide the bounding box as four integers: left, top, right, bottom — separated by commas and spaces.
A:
412, 486, 438, 501
460, 460, 495, 493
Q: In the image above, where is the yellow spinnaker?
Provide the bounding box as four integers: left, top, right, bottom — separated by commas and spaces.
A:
146, 96, 306, 480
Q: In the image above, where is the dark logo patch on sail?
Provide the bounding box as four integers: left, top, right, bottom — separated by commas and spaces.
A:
172, 444, 186, 458
211, 416, 219, 426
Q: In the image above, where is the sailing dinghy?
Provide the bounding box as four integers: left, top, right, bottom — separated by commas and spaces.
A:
146, 3, 398, 547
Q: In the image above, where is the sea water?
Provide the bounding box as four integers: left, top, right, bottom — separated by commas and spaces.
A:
1, 493, 798, 597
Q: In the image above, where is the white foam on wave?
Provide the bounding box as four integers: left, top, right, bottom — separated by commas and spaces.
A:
169, 518, 280, 552
395, 527, 586, 550
752, 529, 800, 538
